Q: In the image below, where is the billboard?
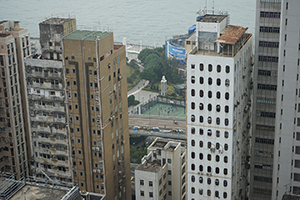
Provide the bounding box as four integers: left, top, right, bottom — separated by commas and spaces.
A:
166, 42, 185, 62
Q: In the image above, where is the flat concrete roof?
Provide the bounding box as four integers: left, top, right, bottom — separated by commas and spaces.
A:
136, 161, 162, 173
10, 185, 69, 200
41, 18, 75, 25
197, 14, 227, 23
64, 30, 110, 41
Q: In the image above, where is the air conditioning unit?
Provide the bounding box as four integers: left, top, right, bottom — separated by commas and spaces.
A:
118, 76, 122, 81
93, 169, 96, 173
96, 147, 100, 151
92, 147, 96, 151
97, 170, 101, 173
210, 148, 215, 153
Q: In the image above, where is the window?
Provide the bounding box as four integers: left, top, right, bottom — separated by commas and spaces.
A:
216, 117, 220, 125
200, 116, 204, 123
224, 156, 228, 163
73, 81, 77, 86
191, 187, 195, 194
199, 153, 203, 160
207, 129, 212, 136
208, 78, 212, 85
208, 91, 212, 98
258, 56, 278, 63
207, 104, 212, 111
207, 178, 211, 184
140, 180, 144, 185
224, 168, 228, 175
149, 181, 153, 186
149, 192, 153, 197
216, 155, 220, 162
191, 89, 195, 96
207, 117, 212, 124
191, 164, 195, 170
191, 102, 195, 109
191, 64, 195, 69
72, 68, 75, 73
216, 130, 220, 137
225, 79, 230, 87
199, 63, 204, 71
216, 105, 220, 112
217, 65, 221, 72
199, 128, 203, 135
225, 92, 229, 100
225, 131, 229, 138
207, 154, 211, 161
225, 106, 229, 113
226, 65, 230, 73
199, 176, 203, 183
217, 78, 221, 86
225, 118, 229, 126
208, 64, 212, 72
224, 144, 228, 151
191, 175, 195, 182
191, 115, 195, 122
191, 76, 195, 83
140, 191, 144, 196
215, 179, 219, 186
191, 140, 195, 146
199, 141, 203, 147
200, 77, 204, 84
200, 90, 204, 97
217, 92, 221, 99
191, 127, 195, 134
259, 26, 280, 33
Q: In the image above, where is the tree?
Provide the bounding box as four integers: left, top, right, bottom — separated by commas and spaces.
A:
166, 86, 175, 96
128, 95, 135, 107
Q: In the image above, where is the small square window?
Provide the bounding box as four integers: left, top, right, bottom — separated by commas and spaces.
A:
71, 56, 75, 60
72, 68, 75, 73
140, 180, 144, 185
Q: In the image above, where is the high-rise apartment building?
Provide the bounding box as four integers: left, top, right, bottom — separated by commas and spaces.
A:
186, 10, 253, 200
24, 17, 76, 182
0, 21, 31, 178
63, 30, 131, 199
251, 0, 300, 199
135, 137, 187, 200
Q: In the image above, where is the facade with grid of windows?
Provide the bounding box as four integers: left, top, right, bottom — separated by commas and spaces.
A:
251, 0, 300, 199
0, 21, 31, 179
23, 17, 76, 182
186, 11, 253, 200
63, 30, 131, 200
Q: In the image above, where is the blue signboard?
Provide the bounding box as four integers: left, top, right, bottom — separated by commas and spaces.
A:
168, 43, 185, 60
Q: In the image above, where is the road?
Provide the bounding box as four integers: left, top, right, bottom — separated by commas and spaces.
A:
129, 117, 186, 130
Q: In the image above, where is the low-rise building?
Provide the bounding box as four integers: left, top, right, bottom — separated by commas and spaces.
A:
135, 138, 187, 200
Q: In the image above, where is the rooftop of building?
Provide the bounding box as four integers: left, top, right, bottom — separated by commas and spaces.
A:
197, 14, 227, 23
0, 33, 10, 37
40, 17, 75, 25
136, 160, 162, 173
215, 25, 248, 45
282, 194, 300, 200
10, 184, 69, 200
149, 137, 185, 152
64, 30, 110, 41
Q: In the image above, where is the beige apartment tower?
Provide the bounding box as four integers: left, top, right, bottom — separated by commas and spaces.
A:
0, 21, 31, 178
63, 30, 131, 199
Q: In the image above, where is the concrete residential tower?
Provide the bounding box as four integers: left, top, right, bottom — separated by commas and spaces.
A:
186, 10, 253, 200
63, 30, 131, 199
24, 17, 76, 182
0, 21, 31, 178
251, 0, 300, 199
